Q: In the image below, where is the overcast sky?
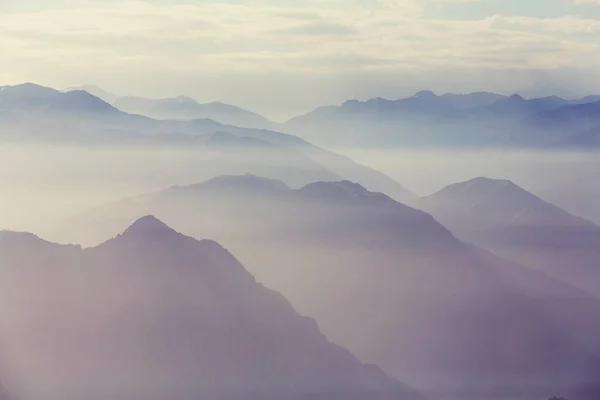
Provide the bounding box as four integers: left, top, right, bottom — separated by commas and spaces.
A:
2, 0, 600, 120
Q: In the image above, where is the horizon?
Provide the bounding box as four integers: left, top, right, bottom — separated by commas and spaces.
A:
3, 0, 600, 119
3, 81, 600, 122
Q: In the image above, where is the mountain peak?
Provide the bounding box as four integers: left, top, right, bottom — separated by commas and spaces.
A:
412, 90, 437, 99
192, 174, 291, 194
173, 95, 197, 103
120, 215, 177, 238
2, 83, 59, 98
508, 94, 525, 101
65, 85, 117, 103
439, 176, 522, 197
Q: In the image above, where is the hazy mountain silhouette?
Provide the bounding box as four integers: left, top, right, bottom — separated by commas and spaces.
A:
111, 95, 276, 129
66, 85, 119, 103
440, 92, 506, 109
419, 177, 600, 298
55, 176, 600, 400
564, 126, 600, 147
0, 83, 414, 201
130, 131, 343, 190
284, 91, 600, 148
0, 216, 419, 400
479, 95, 570, 116
573, 95, 600, 105
531, 101, 600, 139
66, 85, 276, 129
0, 83, 118, 115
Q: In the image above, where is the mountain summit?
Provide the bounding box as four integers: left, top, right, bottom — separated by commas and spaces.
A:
0, 218, 419, 400
120, 215, 175, 238
419, 177, 600, 297
56, 176, 600, 399
420, 176, 598, 231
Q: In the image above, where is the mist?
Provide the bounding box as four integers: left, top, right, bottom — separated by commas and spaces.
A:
2, 144, 599, 236
37, 172, 600, 400
3, 0, 600, 398
342, 148, 600, 223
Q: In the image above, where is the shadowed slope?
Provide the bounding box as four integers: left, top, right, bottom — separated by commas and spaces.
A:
0, 217, 419, 400
419, 177, 600, 297
56, 177, 600, 400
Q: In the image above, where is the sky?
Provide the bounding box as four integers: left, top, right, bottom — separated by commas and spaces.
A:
2, 0, 600, 120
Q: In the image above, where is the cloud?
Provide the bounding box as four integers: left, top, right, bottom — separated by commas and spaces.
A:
1, 0, 600, 118
276, 21, 358, 35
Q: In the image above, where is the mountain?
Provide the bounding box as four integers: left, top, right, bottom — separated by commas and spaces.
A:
573, 95, 600, 105
54, 176, 600, 400
0, 83, 414, 201
481, 95, 570, 116
0, 216, 418, 400
440, 92, 506, 109
109, 94, 276, 129
564, 125, 600, 147
418, 177, 600, 298
205, 127, 415, 200
0, 83, 118, 115
66, 85, 118, 103
65, 86, 276, 129
152, 131, 343, 189
531, 101, 600, 136
284, 91, 600, 148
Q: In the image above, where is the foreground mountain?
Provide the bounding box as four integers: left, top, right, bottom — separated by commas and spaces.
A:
284, 91, 600, 148
418, 177, 600, 298
0, 83, 413, 201
0, 216, 418, 400
55, 176, 600, 400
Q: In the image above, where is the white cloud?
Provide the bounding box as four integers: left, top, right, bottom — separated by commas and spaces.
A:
1, 0, 600, 118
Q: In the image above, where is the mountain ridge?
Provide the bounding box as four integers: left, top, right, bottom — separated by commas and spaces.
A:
0, 215, 420, 400
53, 176, 600, 400
419, 177, 600, 298
0, 83, 415, 202
284, 90, 600, 148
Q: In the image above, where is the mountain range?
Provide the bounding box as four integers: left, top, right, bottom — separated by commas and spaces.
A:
0, 83, 413, 201
65, 85, 600, 148
284, 91, 600, 148
418, 177, 600, 298
53, 175, 600, 400
68, 85, 276, 129
0, 216, 419, 400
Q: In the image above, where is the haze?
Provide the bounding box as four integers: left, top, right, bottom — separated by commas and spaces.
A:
2, 1, 600, 400
2, 0, 600, 119
2, 145, 600, 235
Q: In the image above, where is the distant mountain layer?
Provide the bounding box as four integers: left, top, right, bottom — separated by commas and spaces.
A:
112, 96, 277, 130
0, 83, 414, 201
418, 177, 600, 298
68, 85, 276, 129
55, 176, 600, 400
0, 216, 418, 400
284, 91, 600, 148
1, 83, 117, 114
